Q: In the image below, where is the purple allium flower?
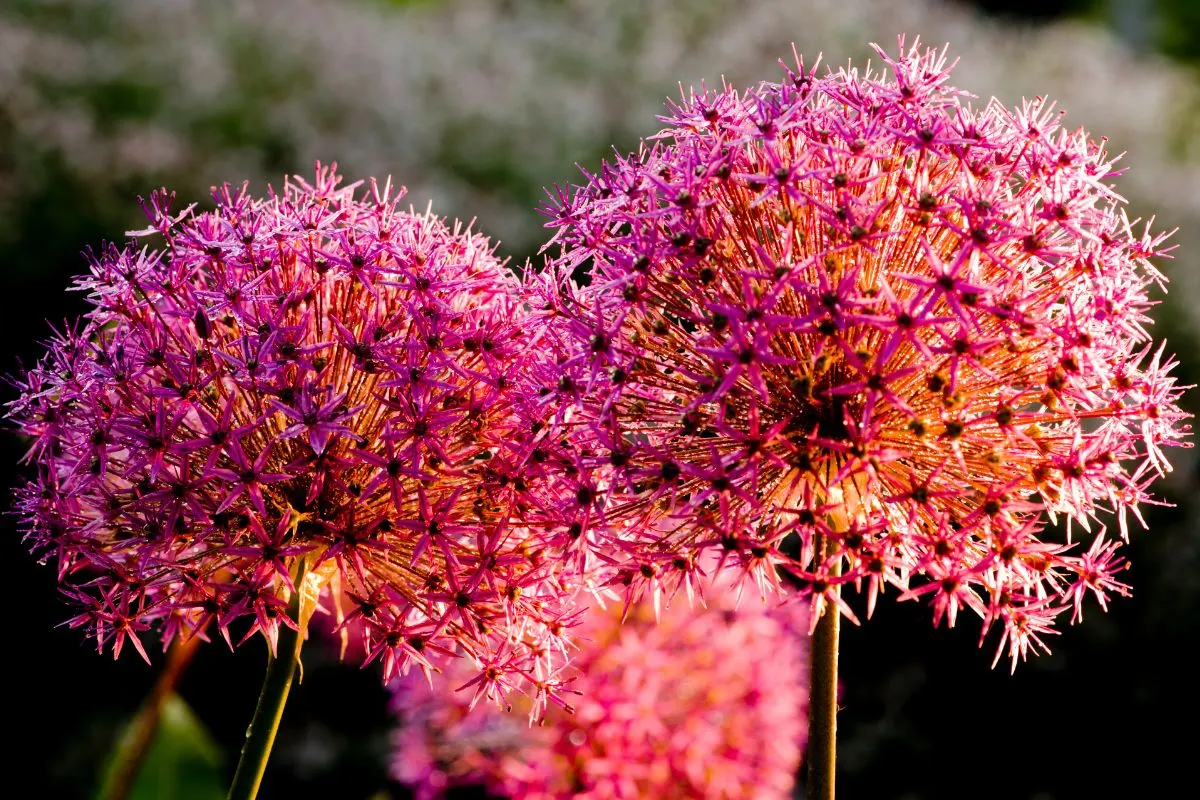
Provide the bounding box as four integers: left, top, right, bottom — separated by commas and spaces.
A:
391, 574, 809, 800
9, 165, 580, 699
535, 39, 1192, 667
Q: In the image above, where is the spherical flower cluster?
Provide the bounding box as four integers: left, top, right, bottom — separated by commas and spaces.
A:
392, 577, 809, 800
536, 39, 1192, 666
9, 165, 580, 700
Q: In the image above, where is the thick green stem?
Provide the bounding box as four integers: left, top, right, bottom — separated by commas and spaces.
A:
226, 564, 308, 800
807, 536, 841, 800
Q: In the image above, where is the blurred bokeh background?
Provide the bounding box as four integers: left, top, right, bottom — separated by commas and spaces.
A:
4, 1, 1197, 798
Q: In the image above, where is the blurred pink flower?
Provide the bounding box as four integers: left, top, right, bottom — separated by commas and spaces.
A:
9, 165, 581, 701
392, 575, 809, 800
534, 38, 1192, 667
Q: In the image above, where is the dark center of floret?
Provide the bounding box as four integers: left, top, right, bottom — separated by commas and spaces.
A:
778, 384, 851, 444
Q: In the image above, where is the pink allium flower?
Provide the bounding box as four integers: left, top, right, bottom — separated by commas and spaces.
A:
535, 39, 1192, 667
9, 165, 579, 699
392, 576, 809, 800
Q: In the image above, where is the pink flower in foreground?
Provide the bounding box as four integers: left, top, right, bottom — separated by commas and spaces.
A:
9, 165, 579, 700
535, 39, 1191, 667
392, 577, 809, 800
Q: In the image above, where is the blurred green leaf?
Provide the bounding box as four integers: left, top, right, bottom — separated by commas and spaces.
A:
97, 692, 225, 800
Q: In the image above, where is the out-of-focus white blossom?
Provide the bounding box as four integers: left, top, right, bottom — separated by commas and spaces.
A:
5, 0, 1200, 339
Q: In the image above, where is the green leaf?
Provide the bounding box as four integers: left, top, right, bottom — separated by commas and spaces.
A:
98, 692, 226, 800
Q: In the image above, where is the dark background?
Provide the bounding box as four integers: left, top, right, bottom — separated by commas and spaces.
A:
3, 1, 1197, 798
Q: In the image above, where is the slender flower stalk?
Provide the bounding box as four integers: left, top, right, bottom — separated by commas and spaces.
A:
226, 559, 308, 800
807, 534, 839, 800
535, 37, 1192, 795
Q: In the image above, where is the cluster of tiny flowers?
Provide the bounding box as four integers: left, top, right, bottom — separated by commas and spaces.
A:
9, 165, 582, 703
537, 39, 1192, 667
392, 576, 808, 800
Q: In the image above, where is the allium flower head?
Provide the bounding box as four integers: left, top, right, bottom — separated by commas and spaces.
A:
392, 577, 809, 800
536, 39, 1192, 666
9, 165, 578, 697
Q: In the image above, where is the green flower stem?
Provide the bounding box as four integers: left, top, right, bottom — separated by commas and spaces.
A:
226, 562, 309, 800
807, 534, 841, 800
